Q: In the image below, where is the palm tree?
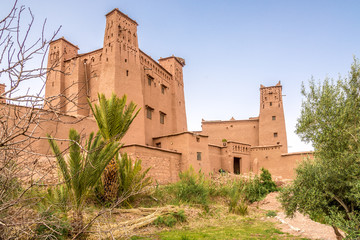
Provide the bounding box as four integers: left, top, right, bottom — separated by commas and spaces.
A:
48, 129, 121, 237
88, 93, 139, 201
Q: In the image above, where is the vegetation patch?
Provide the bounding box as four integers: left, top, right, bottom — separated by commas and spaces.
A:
133, 215, 308, 240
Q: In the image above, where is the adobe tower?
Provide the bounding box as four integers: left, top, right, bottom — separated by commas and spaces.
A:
98, 9, 146, 144
258, 81, 287, 153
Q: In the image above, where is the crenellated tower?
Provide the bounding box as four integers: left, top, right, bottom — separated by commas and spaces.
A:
98, 8, 145, 144
45, 38, 79, 113
258, 81, 287, 153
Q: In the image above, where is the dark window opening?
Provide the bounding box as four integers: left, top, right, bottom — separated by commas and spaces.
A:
272, 116, 276, 120
161, 84, 167, 94
196, 137, 200, 142
160, 112, 166, 124
147, 75, 153, 86
146, 106, 153, 119
156, 142, 161, 148
274, 132, 278, 137
126, 70, 129, 76
270, 102, 272, 106
197, 152, 202, 161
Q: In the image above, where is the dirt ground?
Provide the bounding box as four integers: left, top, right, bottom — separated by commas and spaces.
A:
256, 192, 340, 240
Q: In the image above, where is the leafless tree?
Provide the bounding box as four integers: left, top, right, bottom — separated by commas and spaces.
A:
0, 0, 67, 238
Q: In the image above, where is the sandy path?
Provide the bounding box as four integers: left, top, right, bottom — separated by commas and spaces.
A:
257, 192, 339, 240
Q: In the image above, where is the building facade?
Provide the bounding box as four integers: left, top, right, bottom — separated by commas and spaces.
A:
39, 8, 312, 183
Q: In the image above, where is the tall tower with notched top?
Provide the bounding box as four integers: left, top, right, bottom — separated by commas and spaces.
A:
258, 81, 287, 153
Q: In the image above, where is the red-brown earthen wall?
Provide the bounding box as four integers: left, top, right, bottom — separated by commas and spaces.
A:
201, 119, 259, 146
120, 144, 181, 184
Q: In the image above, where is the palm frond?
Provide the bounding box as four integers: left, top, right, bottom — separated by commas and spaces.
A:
68, 129, 83, 208
117, 153, 152, 197
47, 134, 71, 189
88, 93, 139, 142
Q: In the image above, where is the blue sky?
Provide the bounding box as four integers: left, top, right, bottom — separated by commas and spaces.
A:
2, 0, 360, 152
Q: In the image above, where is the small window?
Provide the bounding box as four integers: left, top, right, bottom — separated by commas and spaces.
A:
156, 142, 161, 148
197, 152, 202, 161
196, 137, 200, 142
126, 70, 129, 76
147, 75, 153, 86
270, 102, 272, 106
161, 84, 166, 94
125, 59, 127, 62
160, 112, 166, 124
146, 106, 153, 119
274, 132, 278, 138
272, 116, 276, 120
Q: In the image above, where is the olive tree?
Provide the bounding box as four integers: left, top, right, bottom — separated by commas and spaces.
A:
280, 59, 360, 239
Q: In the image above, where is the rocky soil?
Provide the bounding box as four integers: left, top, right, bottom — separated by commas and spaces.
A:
257, 192, 340, 240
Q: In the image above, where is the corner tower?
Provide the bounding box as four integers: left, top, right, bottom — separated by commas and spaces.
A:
258, 82, 287, 153
45, 38, 79, 113
159, 56, 187, 133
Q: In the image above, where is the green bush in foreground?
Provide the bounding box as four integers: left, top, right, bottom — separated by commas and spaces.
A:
243, 168, 278, 203
174, 167, 210, 209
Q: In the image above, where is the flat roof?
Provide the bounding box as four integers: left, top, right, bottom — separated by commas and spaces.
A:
202, 118, 259, 124
122, 144, 182, 154
153, 131, 208, 139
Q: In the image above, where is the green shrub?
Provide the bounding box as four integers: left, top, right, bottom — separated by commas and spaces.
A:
260, 168, 277, 192
94, 153, 152, 206
154, 210, 187, 227
117, 153, 152, 204
35, 210, 71, 240
174, 167, 209, 209
266, 210, 277, 217
172, 210, 187, 222
0, 161, 22, 205
243, 175, 267, 203
226, 180, 248, 215
233, 200, 248, 216
243, 168, 277, 203
39, 185, 70, 214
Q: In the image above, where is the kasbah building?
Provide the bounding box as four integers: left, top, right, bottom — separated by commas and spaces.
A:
7, 8, 313, 184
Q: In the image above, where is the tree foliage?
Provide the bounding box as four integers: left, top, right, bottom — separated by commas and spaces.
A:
88, 93, 139, 142
116, 153, 152, 203
280, 59, 360, 239
48, 129, 121, 236
88, 93, 140, 202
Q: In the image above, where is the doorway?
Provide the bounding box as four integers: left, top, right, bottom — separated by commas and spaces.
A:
233, 157, 241, 174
